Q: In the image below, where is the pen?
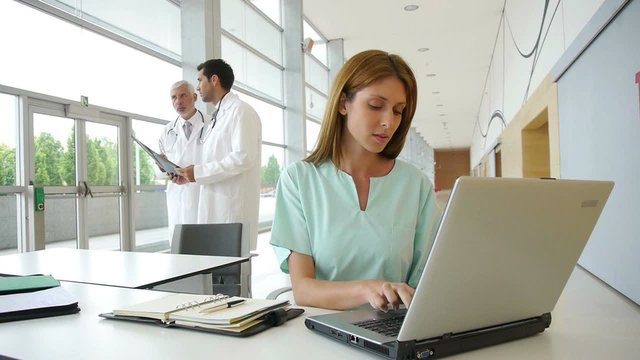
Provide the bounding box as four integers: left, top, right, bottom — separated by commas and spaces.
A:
199, 299, 246, 314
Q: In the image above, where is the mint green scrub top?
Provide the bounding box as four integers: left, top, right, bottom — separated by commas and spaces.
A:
270, 160, 441, 287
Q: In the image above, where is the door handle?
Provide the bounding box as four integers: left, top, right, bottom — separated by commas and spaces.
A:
83, 181, 94, 198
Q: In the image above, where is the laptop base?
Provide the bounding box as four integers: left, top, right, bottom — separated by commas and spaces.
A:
305, 312, 551, 359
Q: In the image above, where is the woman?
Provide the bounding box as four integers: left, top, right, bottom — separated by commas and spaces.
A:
270, 50, 440, 310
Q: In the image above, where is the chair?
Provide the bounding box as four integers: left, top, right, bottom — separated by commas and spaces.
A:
171, 223, 251, 297
266, 286, 292, 300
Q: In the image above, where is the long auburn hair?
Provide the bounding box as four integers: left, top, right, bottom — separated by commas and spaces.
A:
305, 49, 418, 167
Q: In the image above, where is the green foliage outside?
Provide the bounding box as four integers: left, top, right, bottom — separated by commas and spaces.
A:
0, 131, 156, 186
35, 132, 67, 185
0, 144, 15, 185
136, 147, 157, 185
1, 131, 281, 188
261, 154, 281, 188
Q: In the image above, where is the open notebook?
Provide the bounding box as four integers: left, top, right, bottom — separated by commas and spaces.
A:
101, 293, 302, 337
305, 176, 614, 359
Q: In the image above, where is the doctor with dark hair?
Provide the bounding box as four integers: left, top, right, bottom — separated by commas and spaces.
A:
175, 59, 262, 252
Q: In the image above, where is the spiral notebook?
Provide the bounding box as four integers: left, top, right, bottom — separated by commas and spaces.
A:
111, 293, 234, 321
101, 293, 302, 337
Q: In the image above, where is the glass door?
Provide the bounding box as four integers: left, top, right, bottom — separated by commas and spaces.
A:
30, 101, 125, 250
83, 117, 124, 250
131, 119, 170, 252
32, 108, 78, 249
0, 93, 21, 255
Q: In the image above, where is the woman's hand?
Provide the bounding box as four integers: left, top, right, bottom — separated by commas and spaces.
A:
288, 252, 415, 310
361, 280, 415, 311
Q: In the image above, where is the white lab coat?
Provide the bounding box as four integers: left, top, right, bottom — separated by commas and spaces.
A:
194, 92, 262, 251
159, 110, 208, 242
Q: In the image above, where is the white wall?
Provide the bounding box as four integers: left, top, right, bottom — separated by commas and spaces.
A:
470, 0, 606, 165
552, 0, 640, 304
469, 0, 640, 303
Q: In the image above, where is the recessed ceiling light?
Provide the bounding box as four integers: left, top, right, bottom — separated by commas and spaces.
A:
417, 47, 429, 52
439, 114, 447, 116
426, 73, 437, 77
432, 91, 440, 94
404, 5, 419, 11
436, 104, 443, 107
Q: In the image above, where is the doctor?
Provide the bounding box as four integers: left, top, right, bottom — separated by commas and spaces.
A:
158, 80, 207, 242
175, 59, 262, 252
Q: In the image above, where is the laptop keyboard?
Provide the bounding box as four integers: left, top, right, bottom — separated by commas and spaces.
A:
353, 314, 406, 337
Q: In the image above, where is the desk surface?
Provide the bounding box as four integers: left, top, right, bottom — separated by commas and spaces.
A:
0, 248, 248, 289
0, 267, 638, 360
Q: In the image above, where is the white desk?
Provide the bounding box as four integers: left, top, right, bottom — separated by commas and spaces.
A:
0, 267, 638, 359
0, 248, 248, 289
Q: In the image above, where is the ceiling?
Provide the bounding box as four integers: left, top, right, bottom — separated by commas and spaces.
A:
302, 0, 505, 150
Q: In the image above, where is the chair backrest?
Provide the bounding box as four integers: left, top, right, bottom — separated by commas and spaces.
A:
171, 223, 243, 296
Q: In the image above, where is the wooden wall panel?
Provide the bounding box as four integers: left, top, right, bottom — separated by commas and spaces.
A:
500, 75, 559, 178
434, 149, 470, 190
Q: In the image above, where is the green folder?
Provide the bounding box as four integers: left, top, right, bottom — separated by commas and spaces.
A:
0, 275, 60, 295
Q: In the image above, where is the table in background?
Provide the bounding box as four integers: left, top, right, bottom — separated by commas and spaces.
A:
0, 248, 248, 292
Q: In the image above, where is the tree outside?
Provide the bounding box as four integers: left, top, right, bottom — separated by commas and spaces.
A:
35, 132, 68, 185
0, 131, 157, 187
261, 154, 281, 190
0, 144, 15, 185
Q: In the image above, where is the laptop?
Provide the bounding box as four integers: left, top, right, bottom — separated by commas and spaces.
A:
305, 176, 614, 359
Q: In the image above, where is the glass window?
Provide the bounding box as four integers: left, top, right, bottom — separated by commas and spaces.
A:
249, 0, 281, 25
33, 114, 76, 187
305, 87, 327, 120
222, 36, 283, 102
306, 120, 321, 152
0, 1, 180, 121
134, 190, 169, 251
303, 20, 328, 66
88, 197, 121, 250
222, 0, 282, 64
44, 198, 77, 249
237, 93, 284, 144
132, 119, 169, 251
259, 144, 284, 227
0, 194, 18, 255
0, 93, 17, 186
0, 93, 18, 254
85, 122, 119, 186
41, 0, 181, 55
305, 54, 329, 94
132, 120, 167, 186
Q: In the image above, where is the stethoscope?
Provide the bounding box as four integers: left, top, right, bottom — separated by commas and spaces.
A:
197, 91, 229, 144
161, 109, 205, 153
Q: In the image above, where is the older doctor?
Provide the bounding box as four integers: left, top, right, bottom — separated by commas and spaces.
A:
176, 59, 262, 252
159, 80, 207, 242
